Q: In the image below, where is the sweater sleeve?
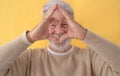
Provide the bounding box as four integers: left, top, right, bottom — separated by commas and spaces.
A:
83, 30, 120, 73
0, 31, 32, 75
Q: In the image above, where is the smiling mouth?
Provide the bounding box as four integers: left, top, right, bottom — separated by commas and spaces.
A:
51, 34, 66, 44
53, 34, 60, 38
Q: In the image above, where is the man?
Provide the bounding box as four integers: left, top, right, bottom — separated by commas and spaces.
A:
0, 0, 120, 76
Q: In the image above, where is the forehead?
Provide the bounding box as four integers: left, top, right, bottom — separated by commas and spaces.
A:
51, 9, 65, 21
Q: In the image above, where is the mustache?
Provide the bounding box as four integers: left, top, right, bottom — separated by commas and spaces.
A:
52, 33, 64, 38
53, 34, 60, 38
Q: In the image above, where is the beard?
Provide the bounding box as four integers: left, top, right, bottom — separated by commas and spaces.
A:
48, 38, 72, 52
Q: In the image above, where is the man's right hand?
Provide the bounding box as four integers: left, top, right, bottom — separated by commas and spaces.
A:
26, 4, 57, 43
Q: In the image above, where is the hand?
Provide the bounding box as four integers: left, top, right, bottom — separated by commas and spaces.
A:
57, 5, 87, 42
27, 4, 57, 43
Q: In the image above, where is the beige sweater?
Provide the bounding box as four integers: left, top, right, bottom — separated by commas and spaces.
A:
0, 30, 120, 76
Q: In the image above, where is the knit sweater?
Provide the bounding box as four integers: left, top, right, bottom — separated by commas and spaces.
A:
0, 30, 120, 76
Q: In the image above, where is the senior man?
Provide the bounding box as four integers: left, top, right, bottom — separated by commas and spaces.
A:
0, 0, 120, 76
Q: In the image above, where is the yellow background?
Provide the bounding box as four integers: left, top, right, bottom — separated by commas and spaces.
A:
0, 0, 120, 48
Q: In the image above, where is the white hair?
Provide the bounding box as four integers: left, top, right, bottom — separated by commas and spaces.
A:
42, 0, 74, 17
48, 38, 72, 52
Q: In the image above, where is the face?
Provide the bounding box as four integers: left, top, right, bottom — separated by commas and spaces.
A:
48, 9, 71, 51
49, 9, 68, 44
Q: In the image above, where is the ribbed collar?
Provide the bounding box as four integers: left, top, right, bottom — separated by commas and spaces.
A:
47, 46, 74, 56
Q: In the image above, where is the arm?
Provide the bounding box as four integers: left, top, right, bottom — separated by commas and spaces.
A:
0, 31, 32, 74
57, 5, 120, 74
83, 30, 120, 73
0, 5, 57, 75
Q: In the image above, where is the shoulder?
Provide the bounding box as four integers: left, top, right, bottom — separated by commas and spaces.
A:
71, 46, 93, 58
27, 48, 47, 57
72, 46, 101, 60
73, 46, 91, 54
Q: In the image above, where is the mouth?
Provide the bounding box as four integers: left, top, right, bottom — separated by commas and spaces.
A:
50, 34, 65, 44
50, 37, 61, 44
53, 34, 60, 38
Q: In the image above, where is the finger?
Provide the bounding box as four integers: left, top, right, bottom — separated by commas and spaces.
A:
57, 5, 75, 28
45, 4, 57, 19
57, 4, 72, 21
43, 30, 49, 39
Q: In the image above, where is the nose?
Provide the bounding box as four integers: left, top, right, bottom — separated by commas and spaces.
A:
55, 25, 64, 35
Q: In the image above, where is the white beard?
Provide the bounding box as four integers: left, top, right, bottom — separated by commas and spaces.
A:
48, 39, 71, 52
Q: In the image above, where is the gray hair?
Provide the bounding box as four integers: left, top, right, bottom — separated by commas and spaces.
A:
42, 0, 74, 17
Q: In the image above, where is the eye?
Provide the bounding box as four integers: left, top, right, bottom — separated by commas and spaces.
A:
62, 24, 68, 28
50, 24, 56, 29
